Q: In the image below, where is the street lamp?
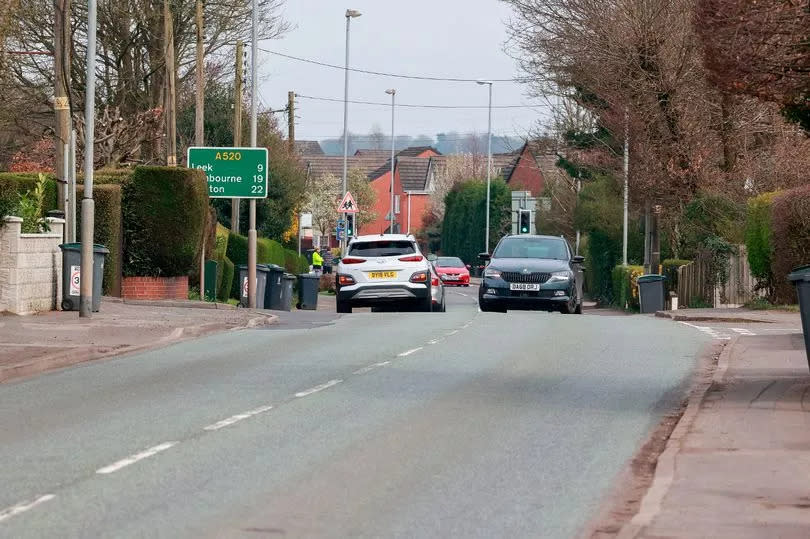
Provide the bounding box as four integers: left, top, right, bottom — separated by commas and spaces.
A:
385, 88, 396, 234
477, 80, 493, 253
341, 9, 361, 252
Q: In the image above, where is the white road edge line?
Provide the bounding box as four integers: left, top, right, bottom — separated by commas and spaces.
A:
294, 379, 343, 398
446, 330, 458, 336
203, 405, 274, 431
398, 347, 423, 357
0, 494, 55, 524
96, 442, 178, 474
731, 328, 755, 335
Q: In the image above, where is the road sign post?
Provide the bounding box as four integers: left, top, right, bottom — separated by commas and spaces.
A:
187, 147, 269, 199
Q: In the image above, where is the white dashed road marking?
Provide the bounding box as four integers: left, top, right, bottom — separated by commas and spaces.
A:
446, 330, 458, 336
294, 379, 343, 398
731, 328, 755, 336
398, 347, 423, 357
203, 405, 274, 431
96, 442, 178, 474
0, 495, 55, 523
427, 339, 440, 345
352, 361, 390, 375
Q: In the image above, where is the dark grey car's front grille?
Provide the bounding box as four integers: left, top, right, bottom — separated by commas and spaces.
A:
500, 271, 551, 283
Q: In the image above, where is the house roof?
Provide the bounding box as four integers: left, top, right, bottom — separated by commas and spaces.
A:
397, 157, 432, 191
294, 140, 324, 156
303, 156, 389, 180
354, 149, 390, 158
397, 146, 440, 157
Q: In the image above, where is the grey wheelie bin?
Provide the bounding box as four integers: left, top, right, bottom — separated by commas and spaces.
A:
638, 274, 667, 314
262, 264, 285, 310
788, 265, 810, 370
59, 243, 109, 312
297, 273, 320, 310
238, 264, 268, 309
278, 273, 295, 312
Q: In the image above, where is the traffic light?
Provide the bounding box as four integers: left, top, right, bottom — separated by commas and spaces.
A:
346, 214, 355, 238
519, 209, 531, 234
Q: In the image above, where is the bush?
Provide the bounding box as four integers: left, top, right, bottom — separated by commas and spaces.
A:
77, 184, 123, 296
612, 264, 644, 311
122, 166, 208, 277
680, 192, 745, 258
441, 178, 512, 262
218, 256, 235, 302
661, 259, 691, 294
771, 186, 810, 303
0, 173, 58, 225
745, 192, 778, 292
319, 274, 336, 293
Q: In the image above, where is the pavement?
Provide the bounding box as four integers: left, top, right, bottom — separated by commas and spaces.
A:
656, 307, 799, 325
616, 309, 810, 538
0, 287, 706, 538
0, 299, 276, 383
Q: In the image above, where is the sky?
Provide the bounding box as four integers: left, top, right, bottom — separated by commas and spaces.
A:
255, 0, 551, 144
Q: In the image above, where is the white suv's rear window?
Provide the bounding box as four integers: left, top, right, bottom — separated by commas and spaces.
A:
349, 241, 417, 257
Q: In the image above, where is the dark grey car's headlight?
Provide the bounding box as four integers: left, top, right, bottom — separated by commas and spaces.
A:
547, 270, 572, 283
483, 267, 501, 278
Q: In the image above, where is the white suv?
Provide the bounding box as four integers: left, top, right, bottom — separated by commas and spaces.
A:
336, 234, 445, 313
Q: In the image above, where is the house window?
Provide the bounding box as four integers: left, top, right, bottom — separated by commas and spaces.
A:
394, 195, 401, 214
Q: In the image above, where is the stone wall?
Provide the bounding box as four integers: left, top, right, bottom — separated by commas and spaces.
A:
0, 217, 65, 314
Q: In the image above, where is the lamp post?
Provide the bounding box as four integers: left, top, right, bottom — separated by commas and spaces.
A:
247, 0, 258, 308
477, 80, 493, 253
385, 88, 396, 234
79, 0, 98, 317
341, 9, 361, 252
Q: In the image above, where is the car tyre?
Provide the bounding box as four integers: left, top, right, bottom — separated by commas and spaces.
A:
336, 298, 352, 313
418, 295, 433, 312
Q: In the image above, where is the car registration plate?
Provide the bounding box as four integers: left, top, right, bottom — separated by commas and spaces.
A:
509, 283, 540, 291
369, 271, 397, 280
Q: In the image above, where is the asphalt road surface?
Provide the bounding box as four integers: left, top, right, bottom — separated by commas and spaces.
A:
0, 287, 707, 538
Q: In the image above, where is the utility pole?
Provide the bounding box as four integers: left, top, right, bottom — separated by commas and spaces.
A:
287, 91, 295, 153
622, 107, 629, 266
164, 0, 177, 166
79, 0, 97, 318
194, 0, 204, 147
232, 40, 243, 234
247, 0, 258, 309
195, 0, 206, 299
54, 0, 71, 213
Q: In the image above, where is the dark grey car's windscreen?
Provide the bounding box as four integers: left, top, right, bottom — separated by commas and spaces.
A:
349, 241, 417, 257
493, 238, 569, 260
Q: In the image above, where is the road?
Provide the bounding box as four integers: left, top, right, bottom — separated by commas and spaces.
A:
0, 287, 707, 538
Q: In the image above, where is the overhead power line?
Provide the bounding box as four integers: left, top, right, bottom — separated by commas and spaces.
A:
295, 93, 544, 110
261, 48, 533, 83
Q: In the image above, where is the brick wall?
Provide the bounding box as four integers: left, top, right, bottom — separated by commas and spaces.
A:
121, 276, 188, 300
0, 217, 64, 314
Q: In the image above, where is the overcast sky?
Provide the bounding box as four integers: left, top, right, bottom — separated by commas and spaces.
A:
256, 0, 550, 143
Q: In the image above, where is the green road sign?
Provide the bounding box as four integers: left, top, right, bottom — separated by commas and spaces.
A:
187, 147, 268, 199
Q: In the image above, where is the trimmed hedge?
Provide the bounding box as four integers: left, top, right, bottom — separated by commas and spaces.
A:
662, 259, 691, 295
0, 173, 58, 222
122, 166, 208, 277
77, 184, 123, 296
771, 186, 810, 303
218, 256, 235, 302
745, 192, 778, 289
612, 265, 644, 311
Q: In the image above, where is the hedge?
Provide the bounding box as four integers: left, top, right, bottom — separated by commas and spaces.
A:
661, 259, 691, 295
77, 184, 123, 296
226, 232, 293, 298
441, 179, 512, 263
218, 256, 235, 302
771, 186, 810, 303
745, 192, 778, 290
612, 265, 644, 311
0, 173, 58, 223
122, 166, 208, 277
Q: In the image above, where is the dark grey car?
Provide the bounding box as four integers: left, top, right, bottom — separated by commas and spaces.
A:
478, 235, 584, 313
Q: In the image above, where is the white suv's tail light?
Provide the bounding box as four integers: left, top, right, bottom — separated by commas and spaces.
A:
338, 274, 356, 286
398, 255, 424, 262
340, 257, 366, 264
409, 271, 429, 283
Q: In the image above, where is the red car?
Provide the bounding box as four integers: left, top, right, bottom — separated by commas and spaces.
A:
434, 256, 471, 286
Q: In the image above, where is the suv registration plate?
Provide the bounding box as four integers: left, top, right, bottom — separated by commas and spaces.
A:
369, 271, 397, 279
509, 283, 540, 291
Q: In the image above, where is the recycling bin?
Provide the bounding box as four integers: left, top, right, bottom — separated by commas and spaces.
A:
238, 264, 268, 309
638, 274, 667, 314
788, 265, 810, 370
297, 273, 320, 310
262, 264, 285, 310
59, 243, 109, 312
278, 273, 296, 312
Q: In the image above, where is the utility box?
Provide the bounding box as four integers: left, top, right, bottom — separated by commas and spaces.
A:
204, 260, 217, 302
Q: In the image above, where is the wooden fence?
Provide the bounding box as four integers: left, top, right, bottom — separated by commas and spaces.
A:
677, 245, 762, 308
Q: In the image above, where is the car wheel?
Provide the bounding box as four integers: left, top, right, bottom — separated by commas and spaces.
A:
480, 300, 505, 313
336, 298, 352, 313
